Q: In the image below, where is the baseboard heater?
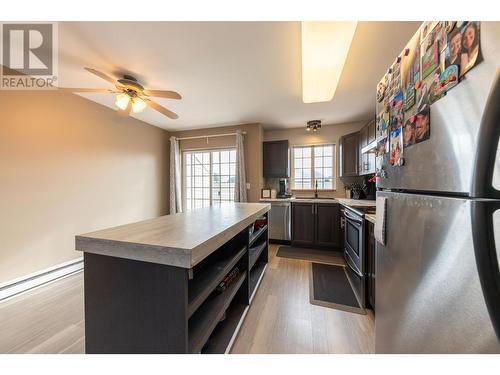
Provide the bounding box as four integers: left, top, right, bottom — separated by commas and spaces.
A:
0, 258, 83, 302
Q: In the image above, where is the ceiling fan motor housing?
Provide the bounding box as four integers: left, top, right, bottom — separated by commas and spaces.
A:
118, 75, 145, 93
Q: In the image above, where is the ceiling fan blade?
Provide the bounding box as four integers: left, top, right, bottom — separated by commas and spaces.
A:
118, 99, 132, 117
84, 67, 118, 86
146, 99, 179, 119
143, 90, 182, 100
57, 87, 115, 93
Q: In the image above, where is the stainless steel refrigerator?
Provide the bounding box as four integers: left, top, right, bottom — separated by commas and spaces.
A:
376, 22, 500, 353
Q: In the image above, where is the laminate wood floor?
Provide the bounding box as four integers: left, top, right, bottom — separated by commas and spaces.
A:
0, 245, 374, 354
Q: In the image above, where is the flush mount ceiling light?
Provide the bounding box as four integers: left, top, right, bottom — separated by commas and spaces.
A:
306, 120, 322, 132
301, 21, 358, 104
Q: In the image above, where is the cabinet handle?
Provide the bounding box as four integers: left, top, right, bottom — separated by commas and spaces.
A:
312, 205, 314, 215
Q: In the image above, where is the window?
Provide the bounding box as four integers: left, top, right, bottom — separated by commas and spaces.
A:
183, 149, 236, 210
292, 144, 334, 190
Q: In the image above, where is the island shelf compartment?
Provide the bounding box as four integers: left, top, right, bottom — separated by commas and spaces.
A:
188, 231, 248, 318
188, 271, 246, 353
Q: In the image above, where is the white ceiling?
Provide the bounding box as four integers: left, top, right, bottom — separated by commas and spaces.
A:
58, 21, 420, 131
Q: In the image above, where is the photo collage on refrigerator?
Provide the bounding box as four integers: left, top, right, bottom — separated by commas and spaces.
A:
375, 21, 483, 172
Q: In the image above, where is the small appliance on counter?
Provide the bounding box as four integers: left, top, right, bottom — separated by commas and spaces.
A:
277, 178, 293, 198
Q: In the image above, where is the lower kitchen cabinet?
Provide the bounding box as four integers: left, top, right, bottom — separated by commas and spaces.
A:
366, 220, 376, 311
315, 203, 341, 248
291, 202, 341, 249
291, 202, 315, 246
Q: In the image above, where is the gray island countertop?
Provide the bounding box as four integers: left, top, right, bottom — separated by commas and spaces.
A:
76, 202, 270, 269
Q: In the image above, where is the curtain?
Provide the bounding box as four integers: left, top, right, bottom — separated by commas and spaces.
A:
234, 130, 248, 202
170, 136, 182, 214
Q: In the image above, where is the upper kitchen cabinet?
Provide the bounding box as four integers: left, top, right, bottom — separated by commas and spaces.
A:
339, 131, 359, 177
263, 140, 289, 178
359, 120, 376, 176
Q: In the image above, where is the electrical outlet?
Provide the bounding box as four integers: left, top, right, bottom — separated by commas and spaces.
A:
246, 183, 251, 190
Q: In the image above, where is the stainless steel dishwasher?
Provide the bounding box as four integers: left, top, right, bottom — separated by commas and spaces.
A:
268, 201, 291, 241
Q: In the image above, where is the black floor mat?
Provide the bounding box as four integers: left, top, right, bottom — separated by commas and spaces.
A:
309, 263, 365, 314
276, 246, 345, 266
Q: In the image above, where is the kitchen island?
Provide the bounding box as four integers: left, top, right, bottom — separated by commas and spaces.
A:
75, 202, 270, 354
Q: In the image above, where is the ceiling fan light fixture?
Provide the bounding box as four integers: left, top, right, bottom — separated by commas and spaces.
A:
132, 97, 147, 113
301, 21, 358, 103
115, 93, 130, 111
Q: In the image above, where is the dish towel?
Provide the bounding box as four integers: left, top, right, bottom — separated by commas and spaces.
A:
375, 197, 387, 245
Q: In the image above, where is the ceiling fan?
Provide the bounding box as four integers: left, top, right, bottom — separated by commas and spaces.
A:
60, 67, 181, 119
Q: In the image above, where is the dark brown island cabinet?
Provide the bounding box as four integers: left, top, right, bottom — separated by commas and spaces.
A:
75, 203, 270, 354
263, 140, 289, 178
291, 202, 341, 249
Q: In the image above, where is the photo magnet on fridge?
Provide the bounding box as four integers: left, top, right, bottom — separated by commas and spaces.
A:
414, 107, 431, 144
376, 111, 389, 139
401, 32, 420, 112
428, 72, 447, 104
389, 127, 403, 166
377, 73, 389, 103
376, 137, 388, 156
403, 117, 416, 148
421, 41, 440, 80
446, 28, 462, 68
458, 22, 483, 77
440, 65, 459, 92
390, 91, 404, 129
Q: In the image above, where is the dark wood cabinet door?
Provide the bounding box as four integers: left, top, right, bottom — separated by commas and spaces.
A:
291, 203, 315, 247
263, 140, 289, 178
366, 221, 376, 311
315, 203, 341, 249
367, 120, 376, 144
339, 132, 359, 177
359, 125, 368, 148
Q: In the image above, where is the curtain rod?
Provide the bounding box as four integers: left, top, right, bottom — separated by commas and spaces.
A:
176, 131, 246, 141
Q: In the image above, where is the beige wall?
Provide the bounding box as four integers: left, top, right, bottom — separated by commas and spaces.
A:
264, 121, 366, 198
171, 123, 263, 203
0, 91, 170, 283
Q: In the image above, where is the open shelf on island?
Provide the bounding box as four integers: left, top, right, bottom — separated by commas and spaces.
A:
249, 261, 267, 302
188, 246, 247, 318
188, 272, 246, 354
249, 224, 267, 247
249, 241, 267, 271
201, 301, 248, 354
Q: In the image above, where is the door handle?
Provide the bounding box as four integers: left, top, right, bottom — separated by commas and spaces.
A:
345, 252, 363, 277
344, 210, 363, 224
471, 68, 500, 199
471, 200, 500, 339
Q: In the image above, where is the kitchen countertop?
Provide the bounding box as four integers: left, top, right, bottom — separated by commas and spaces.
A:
335, 198, 376, 207
260, 197, 376, 206
365, 213, 377, 224
76, 202, 270, 269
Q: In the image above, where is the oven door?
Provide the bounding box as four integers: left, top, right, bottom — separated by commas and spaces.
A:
344, 209, 364, 274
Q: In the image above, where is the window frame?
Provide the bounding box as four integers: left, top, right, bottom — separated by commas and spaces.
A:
182, 147, 237, 210
290, 143, 336, 191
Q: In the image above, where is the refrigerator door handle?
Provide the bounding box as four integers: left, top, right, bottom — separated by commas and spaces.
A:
471, 68, 500, 199
471, 200, 500, 339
